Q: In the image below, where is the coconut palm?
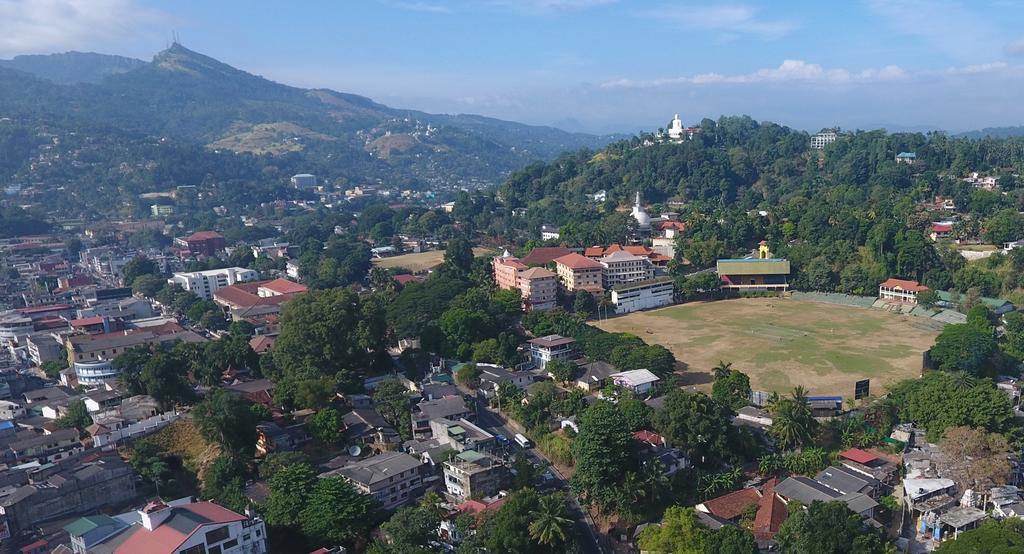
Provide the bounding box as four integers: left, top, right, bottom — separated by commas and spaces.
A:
713, 360, 734, 380
641, 460, 669, 503
770, 398, 815, 450
528, 495, 572, 547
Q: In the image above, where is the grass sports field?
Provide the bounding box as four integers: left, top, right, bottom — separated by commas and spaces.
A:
371, 247, 494, 272
594, 297, 940, 398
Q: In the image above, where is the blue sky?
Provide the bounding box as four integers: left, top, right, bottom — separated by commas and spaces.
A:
3, 0, 1024, 134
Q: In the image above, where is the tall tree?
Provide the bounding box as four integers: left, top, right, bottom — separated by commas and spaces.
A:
272, 288, 377, 387
192, 388, 257, 459
300, 476, 375, 548
263, 463, 316, 528
570, 400, 633, 510
775, 501, 889, 554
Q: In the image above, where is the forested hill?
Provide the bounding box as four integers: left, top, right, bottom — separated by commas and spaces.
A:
955, 126, 1024, 140
0, 44, 621, 193
477, 116, 1024, 297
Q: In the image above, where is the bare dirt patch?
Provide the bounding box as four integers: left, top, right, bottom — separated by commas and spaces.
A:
594, 297, 939, 398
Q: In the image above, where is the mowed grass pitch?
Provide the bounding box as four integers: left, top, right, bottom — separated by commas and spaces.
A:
371, 247, 494, 273
594, 297, 940, 398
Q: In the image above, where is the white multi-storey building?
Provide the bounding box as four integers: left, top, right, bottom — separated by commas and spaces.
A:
810, 129, 838, 150
599, 250, 654, 288
168, 267, 259, 300
610, 277, 675, 314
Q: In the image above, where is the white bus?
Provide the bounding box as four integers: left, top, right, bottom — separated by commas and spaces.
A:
514, 433, 532, 448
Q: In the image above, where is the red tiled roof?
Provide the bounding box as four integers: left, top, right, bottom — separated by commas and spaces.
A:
16, 304, 73, 315
394, 274, 425, 285
553, 253, 603, 270
249, 335, 276, 353
584, 247, 605, 257
184, 231, 224, 241
702, 487, 761, 520
624, 246, 653, 256
879, 278, 929, 293
520, 247, 572, 266
931, 223, 953, 233
215, 280, 300, 309
258, 278, 307, 295
632, 430, 665, 446
753, 478, 788, 540
63, 275, 95, 287
495, 256, 528, 270
457, 496, 508, 515
70, 316, 105, 327
519, 267, 557, 280
661, 221, 686, 231
839, 448, 878, 465
114, 502, 247, 554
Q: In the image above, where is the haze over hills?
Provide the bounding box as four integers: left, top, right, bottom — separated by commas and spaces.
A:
954, 126, 1024, 140
0, 51, 147, 85
0, 44, 623, 188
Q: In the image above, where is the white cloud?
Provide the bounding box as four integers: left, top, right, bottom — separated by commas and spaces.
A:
940, 62, 1010, 75
1006, 37, 1024, 56
601, 60, 908, 88
638, 4, 797, 40
0, 0, 167, 57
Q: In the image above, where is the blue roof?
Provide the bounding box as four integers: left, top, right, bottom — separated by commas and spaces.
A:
807, 395, 843, 401
896, 152, 916, 158
0, 421, 14, 430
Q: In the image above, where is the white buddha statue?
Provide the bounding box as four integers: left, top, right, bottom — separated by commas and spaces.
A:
667, 113, 684, 140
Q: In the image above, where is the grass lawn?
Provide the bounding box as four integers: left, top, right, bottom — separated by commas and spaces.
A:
371, 247, 494, 272
594, 296, 940, 398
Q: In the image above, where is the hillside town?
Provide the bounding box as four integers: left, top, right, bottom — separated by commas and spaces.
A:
0, 140, 1022, 554
3, 3, 1024, 549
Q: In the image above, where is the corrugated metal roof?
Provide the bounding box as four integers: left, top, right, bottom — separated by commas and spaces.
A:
716, 259, 790, 275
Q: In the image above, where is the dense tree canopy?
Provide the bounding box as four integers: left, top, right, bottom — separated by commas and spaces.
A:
887, 371, 1014, 441
775, 501, 890, 554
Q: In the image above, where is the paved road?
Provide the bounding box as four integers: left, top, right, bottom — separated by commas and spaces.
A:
475, 401, 605, 554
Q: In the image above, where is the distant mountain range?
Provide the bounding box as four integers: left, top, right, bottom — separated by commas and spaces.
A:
954, 126, 1024, 139
0, 44, 623, 187
0, 51, 146, 85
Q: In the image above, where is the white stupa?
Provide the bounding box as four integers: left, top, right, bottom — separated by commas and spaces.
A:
667, 114, 685, 140
630, 191, 651, 231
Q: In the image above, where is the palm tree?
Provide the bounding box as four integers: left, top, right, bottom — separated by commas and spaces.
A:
621, 471, 645, 505
641, 460, 669, 503
771, 398, 814, 450
528, 495, 572, 547
713, 360, 734, 380
951, 371, 977, 391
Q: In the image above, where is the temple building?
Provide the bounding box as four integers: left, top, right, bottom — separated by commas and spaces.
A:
666, 114, 699, 141
631, 191, 652, 233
